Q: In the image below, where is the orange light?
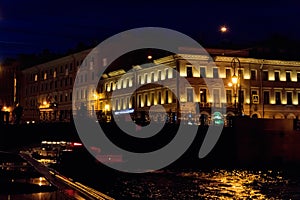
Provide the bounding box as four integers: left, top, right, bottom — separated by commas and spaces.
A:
232, 75, 238, 84
220, 26, 227, 33
73, 142, 83, 146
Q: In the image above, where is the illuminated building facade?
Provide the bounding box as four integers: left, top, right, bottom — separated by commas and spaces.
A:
19, 48, 300, 123
0, 60, 19, 123
20, 49, 91, 122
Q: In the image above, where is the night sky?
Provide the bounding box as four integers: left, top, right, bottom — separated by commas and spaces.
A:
0, 0, 300, 60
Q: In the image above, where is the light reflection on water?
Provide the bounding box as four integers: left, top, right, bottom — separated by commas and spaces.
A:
107, 169, 300, 199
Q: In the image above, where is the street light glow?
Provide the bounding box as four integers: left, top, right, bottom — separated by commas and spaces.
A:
220, 26, 227, 33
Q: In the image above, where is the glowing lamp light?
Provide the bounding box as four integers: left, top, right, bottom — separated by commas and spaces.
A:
105, 104, 110, 111
220, 26, 227, 33
231, 75, 238, 84
147, 55, 152, 60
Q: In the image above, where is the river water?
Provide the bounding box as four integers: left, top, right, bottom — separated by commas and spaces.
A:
93, 168, 299, 200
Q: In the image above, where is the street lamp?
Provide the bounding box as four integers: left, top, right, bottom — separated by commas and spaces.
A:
231, 57, 243, 116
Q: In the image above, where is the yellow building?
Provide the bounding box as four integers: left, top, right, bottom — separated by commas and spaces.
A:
20, 48, 300, 124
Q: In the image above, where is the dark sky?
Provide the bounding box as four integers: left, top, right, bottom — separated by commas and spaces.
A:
0, 0, 300, 60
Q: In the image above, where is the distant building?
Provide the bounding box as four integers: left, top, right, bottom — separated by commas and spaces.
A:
0, 59, 19, 123
20, 49, 91, 122
19, 47, 300, 123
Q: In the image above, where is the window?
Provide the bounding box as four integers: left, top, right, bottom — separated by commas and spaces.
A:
213, 68, 219, 78
165, 90, 169, 104
251, 90, 258, 103
297, 73, 300, 82
121, 98, 124, 109
275, 71, 280, 81
263, 71, 268, 81
34, 74, 38, 81
238, 90, 244, 104
110, 82, 113, 91
286, 71, 291, 82
200, 89, 207, 103
186, 67, 193, 78
250, 70, 256, 80
144, 74, 148, 83
200, 67, 206, 78
275, 92, 281, 105
287, 92, 293, 105
263, 91, 269, 104
44, 72, 47, 80
238, 69, 243, 80
187, 88, 194, 102
298, 93, 300, 105
144, 94, 148, 106
138, 95, 142, 107
226, 68, 231, 79
138, 75, 142, 84
226, 90, 232, 104
165, 69, 169, 79
213, 89, 220, 107
116, 99, 119, 110
158, 92, 161, 104
151, 72, 154, 82
120, 79, 123, 89
151, 93, 154, 105
158, 71, 162, 81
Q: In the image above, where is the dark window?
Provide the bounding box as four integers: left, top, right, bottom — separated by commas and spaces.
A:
250, 70, 256, 80
275, 71, 280, 81
144, 95, 148, 106
213, 68, 219, 78
187, 67, 193, 78
138, 96, 141, 107
138, 76, 142, 84
287, 92, 293, 105
151, 73, 154, 82
151, 93, 154, 105
116, 99, 119, 110
145, 74, 148, 83
297, 73, 300, 82
226, 69, 231, 79
200, 67, 206, 78
165, 91, 169, 104
263, 71, 268, 81
165, 69, 169, 79
158, 92, 161, 104
187, 88, 193, 102
226, 90, 232, 104
158, 71, 162, 81
286, 71, 291, 82
298, 93, 300, 105
275, 92, 281, 105
263, 91, 269, 104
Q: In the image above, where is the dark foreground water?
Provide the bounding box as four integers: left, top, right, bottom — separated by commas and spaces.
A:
84, 168, 299, 200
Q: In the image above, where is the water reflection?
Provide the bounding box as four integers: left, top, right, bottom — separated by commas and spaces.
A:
106, 169, 300, 199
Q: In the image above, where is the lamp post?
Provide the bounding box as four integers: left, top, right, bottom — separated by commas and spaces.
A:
231, 57, 242, 116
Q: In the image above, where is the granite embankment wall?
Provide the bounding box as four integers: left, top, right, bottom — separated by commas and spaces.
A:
234, 118, 300, 168
1, 119, 300, 169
